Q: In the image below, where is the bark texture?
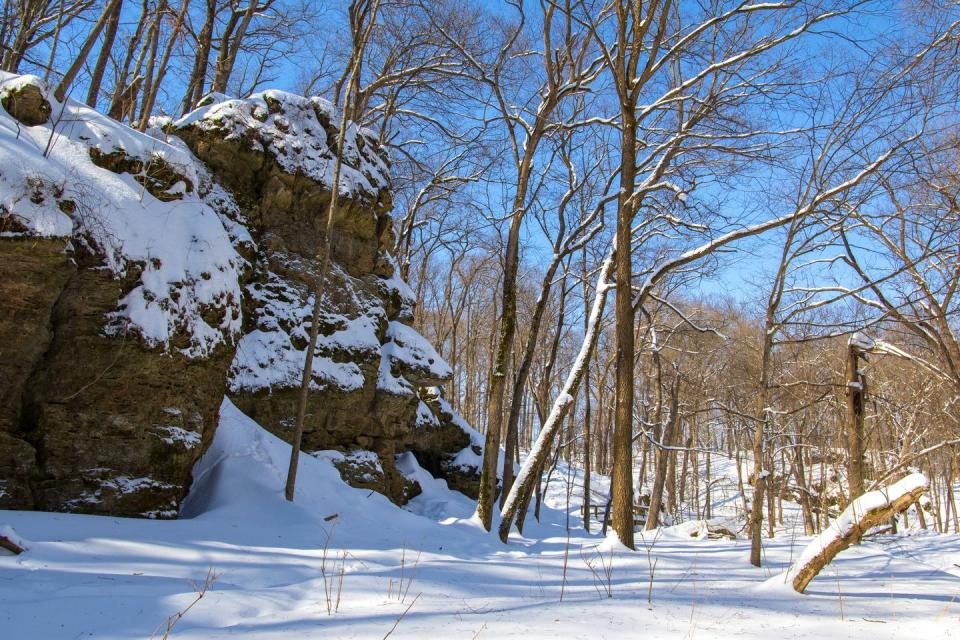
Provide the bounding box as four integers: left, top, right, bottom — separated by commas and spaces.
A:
787, 474, 928, 593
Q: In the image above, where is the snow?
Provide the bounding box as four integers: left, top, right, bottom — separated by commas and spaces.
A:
451, 444, 483, 469
397, 452, 476, 521
2, 70, 957, 639
849, 331, 877, 351
231, 328, 366, 393
781, 472, 929, 585
415, 400, 440, 427
378, 320, 454, 396
226, 264, 444, 399
228, 270, 380, 393
0, 72, 246, 357
2, 401, 957, 638
154, 426, 202, 448
63, 474, 177, 513
377, 340, 415, 395
0, 524, 29, 553
377, 253, 417, 316
427, 390, 483, 445
383, 321, 453, 381
175, 90, 390, 201
330, 449, 385, 483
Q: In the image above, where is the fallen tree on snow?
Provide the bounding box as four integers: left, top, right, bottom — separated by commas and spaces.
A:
784, 472, 928, 593
0, 525, 28, 555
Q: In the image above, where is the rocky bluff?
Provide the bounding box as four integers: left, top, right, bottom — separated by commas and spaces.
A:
0, 74, 481, 517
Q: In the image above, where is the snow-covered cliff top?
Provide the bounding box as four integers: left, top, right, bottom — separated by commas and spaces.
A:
0, 72, 246, 358
175, 89, 390, 200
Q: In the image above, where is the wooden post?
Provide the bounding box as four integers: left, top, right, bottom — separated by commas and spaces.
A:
845, 342, 866, 501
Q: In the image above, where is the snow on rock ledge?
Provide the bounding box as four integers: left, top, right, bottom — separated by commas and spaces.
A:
0, 71, 479, 516
0, 71, 246, 357
176, 90, 390, 202
175, 88, 479, 506
0, 72, 252, 518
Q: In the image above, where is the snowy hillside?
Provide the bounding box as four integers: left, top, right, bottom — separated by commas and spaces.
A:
2, 400, 958, 639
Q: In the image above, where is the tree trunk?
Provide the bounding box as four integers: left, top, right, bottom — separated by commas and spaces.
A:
478, 137, 540, 528
85, 0, 123, 107
786, 473, 927, 593
766, 460, 776, 538
749, 420, 769, 565
792, 436, 816, 535
284, 0, 380, 501
211, 0, 261, 94
582, 250, 592, 532
108, 0, 149, 119
500, 248, 564, 507
846, 343, 866, 500
55, 0, 123, 102
44, 0, 68, 82
704, 450, 712, 519
645, 382, 679, 530
135, 1, 165, 126
138, 0, 190, 129
182, 0, 216, 114
611, 106, 637, 550
498, 252, 614, 542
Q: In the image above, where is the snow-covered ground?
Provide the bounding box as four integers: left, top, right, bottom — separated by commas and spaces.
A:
2, 400, 958, 638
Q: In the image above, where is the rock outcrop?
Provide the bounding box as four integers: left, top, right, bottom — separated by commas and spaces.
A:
0, 76, 51, 126
0, 73, 246, 516
0, 73, 480, 516
174, 90, 480, 504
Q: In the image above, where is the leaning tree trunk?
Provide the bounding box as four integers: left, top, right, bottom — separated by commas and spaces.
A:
785, 473, 928, 593
500, 241, 565, 508
85, 0, 123, 107
55, 0, 123, 102
498, 251, 614, 542
477, 144, 538, 530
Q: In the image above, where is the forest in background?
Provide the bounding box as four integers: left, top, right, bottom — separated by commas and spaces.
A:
4, 0, 959, 562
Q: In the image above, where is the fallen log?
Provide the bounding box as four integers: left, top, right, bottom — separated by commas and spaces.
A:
0, 525, 28, 555
785, 472, 928, 593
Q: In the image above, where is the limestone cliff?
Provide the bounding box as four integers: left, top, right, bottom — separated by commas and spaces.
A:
0, 73, 480, 517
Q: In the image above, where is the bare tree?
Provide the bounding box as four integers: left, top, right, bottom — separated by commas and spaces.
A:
1, 0, 91, 73
285, 0, 383, 502
425, 0, 603, 530
53, 0, 123, 101
84, 0, 122, 107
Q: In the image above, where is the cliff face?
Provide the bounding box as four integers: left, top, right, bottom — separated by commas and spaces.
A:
174, 90, 481, 504
0, 74, 480, 516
